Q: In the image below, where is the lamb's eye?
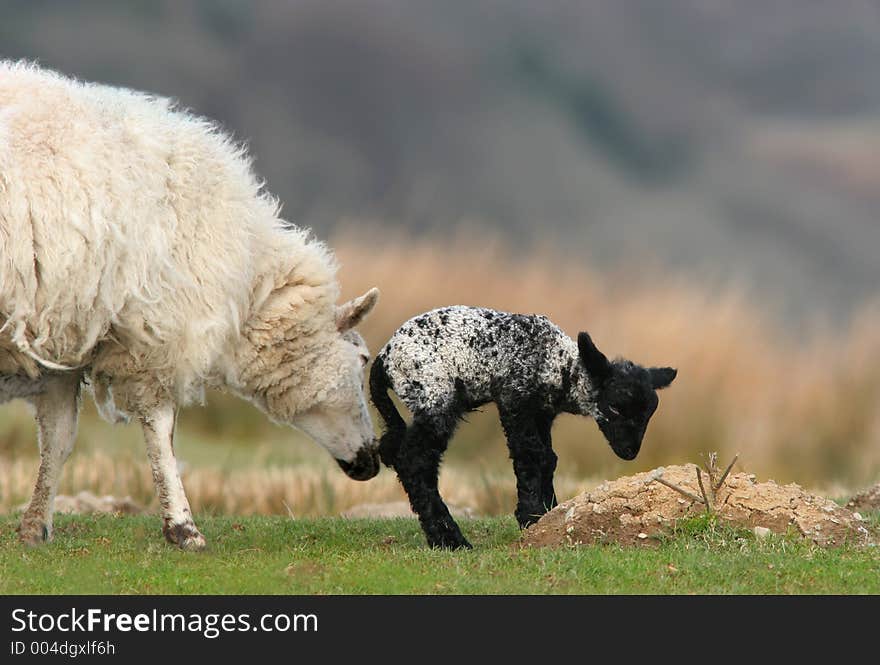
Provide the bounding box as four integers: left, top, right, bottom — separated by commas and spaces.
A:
608, 406, 621, 417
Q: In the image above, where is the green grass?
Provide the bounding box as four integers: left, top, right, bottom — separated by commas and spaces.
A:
1, 514, 878, 594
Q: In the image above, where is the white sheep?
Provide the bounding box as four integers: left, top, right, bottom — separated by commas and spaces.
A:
0, 61, 380, 549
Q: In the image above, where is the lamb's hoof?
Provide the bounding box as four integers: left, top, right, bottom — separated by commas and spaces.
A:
516, 509, 547, 529
19, 520, 51, 547
427, 533, 472, 550
163, 520, 207, 551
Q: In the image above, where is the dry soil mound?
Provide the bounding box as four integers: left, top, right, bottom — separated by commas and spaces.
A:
847, 483, 880, 512
523, 465, 873, 548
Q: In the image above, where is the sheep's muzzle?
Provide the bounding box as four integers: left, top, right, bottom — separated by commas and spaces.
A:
336, 445, 381, 481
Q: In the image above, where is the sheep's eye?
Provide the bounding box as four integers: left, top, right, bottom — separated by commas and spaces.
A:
607, 406, 621, 417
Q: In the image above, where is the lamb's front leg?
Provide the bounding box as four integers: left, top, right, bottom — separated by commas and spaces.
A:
19, 374, 81, 545
500, 407, 548, 529
535, 413, 558, 513
141, 404, 205, 551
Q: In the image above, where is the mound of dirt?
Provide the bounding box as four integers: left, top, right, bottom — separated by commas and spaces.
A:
523, 465, 873, 548
847, 483, 880, 512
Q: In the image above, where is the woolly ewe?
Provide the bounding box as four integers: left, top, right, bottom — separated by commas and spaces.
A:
0, 61, 380, 549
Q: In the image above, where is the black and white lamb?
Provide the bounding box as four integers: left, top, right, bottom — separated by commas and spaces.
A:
370, 306, 677, 549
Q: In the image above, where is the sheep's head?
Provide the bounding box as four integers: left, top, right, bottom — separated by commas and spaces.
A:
576, 332, 676, 461
290, 288, 381, 480
239, 286, 381, 481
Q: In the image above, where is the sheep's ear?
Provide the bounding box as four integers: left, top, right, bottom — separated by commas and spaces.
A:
336, 287, 380, 332
577, 332, 610, 382
649, 367, 677, 390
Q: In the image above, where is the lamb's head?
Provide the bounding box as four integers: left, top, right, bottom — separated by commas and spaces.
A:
575, 332, 676, 461
238, 286, 381, 481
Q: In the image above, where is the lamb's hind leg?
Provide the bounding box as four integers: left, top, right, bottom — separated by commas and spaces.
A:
19, 374, 81, 545
395, 413, 470, 549
140, 403, 205, 551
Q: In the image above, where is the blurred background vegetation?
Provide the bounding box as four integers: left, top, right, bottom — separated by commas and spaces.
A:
2, 1, 879, 515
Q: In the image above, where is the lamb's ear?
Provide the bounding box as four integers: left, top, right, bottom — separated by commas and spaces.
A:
577, 332, 610, 382
649, 367, 677, 390
336, 287, 380, 332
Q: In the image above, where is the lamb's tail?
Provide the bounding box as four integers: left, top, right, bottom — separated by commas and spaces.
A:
369, 355, 406, 468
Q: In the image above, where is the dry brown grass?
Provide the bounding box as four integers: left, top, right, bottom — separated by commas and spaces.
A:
333, 229, 880, 487
0, 451, 595, 517
1, 230, 878, 517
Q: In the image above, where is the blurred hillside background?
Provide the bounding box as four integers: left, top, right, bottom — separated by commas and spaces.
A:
2, 0, 879, 517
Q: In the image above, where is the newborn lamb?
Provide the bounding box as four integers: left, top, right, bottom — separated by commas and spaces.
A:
370, 306, 677, 549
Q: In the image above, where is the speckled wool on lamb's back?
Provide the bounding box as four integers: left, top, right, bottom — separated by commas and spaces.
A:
377, 306, 585, 415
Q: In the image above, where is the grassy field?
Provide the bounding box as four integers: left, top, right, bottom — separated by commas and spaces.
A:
1, 233, 879, 594
1, 513, 878, 594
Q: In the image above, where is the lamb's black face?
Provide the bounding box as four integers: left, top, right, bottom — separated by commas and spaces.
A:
577, 332, 677, 461
595, 367, 660, 460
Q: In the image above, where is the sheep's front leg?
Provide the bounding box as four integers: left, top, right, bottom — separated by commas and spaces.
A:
395, 414, 471, 549
500, 407, 548, 529
141, 404, 205, 551
19, 374, 81, 545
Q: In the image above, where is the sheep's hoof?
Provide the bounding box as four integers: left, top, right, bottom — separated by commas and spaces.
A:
163, 520, 207, 552
19, 519, 51, 546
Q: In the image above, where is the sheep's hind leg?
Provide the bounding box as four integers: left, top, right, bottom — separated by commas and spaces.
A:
141, 404, 205, 551
395, 414, 470, 549
500, 407, 548, 529
535, 413, 558, 514
19, 374, 82, 545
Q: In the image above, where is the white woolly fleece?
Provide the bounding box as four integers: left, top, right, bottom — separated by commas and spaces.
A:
0, 61, 340, 404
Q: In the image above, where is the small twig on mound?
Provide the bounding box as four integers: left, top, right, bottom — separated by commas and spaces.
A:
695, 466, 711, 513
714, 454, 739, 492
646, 452, 740, 515
647, 468, 705, 504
